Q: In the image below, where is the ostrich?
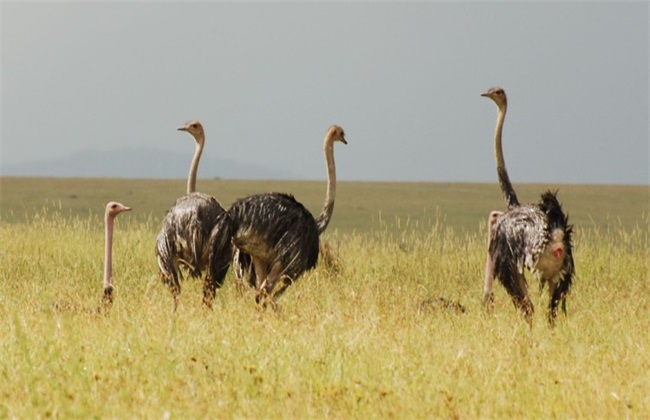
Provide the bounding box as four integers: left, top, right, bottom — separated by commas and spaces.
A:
481, 87, 574, 325
208, 125, 347, 307
155, 121, 225, 308
103, 201, 131, 305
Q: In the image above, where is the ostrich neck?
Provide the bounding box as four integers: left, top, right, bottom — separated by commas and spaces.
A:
104, 214, 114, 288
494, 105, 519, 209
187, 137, 204, 194
316, 140, 337, 234
494, 106, 506, 169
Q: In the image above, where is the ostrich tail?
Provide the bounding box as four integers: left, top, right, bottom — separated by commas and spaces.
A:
208, 212, 236, 287
540, 190, 572, 235
540, 189, 575, 276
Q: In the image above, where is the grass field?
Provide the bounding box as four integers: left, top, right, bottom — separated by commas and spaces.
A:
1, 177, 648, 233
0, 177, 648, 418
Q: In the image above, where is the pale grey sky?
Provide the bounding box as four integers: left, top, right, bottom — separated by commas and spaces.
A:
2, 1, 648, 184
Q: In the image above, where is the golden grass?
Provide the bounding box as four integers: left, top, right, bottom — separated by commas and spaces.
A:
0, 196, 648, 417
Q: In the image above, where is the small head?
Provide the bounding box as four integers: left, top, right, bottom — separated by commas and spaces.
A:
326, 125, 347, 145
178, 120, 205, 145
481, 86, 507, 109
105, 201, 132, 219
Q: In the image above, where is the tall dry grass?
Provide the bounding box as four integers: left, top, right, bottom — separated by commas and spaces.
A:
0, 208, 647, 418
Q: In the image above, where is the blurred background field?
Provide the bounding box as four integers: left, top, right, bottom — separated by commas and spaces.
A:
1, 177, 647, 235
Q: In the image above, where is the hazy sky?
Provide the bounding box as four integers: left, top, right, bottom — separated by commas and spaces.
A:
2, 1, 648, 184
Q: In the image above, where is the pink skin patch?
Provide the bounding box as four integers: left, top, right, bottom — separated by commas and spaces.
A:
552, 247, 564, 260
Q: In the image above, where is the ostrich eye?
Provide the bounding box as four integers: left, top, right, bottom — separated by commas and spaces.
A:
111, 204, 117, 209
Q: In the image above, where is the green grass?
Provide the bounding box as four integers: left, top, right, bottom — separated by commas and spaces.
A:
0, 177, 648, 417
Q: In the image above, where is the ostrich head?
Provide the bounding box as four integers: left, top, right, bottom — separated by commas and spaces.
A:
327, 125, 348, 145
481, 86, 507, 109
105, 201, 131, 218
178, 120, 206, 145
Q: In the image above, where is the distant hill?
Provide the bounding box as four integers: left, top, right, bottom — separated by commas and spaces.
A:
1, 147, 294, 180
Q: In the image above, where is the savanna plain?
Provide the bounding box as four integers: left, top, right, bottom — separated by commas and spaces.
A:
1, 177, 648, 418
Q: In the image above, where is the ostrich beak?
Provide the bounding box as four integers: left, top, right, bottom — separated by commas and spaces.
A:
480, 92, 489, 97
114, 206, 132, 215
340, 137, 348, 145
177, 126, 187, 132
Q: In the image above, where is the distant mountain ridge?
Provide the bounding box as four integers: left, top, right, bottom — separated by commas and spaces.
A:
1, 148, 294, 180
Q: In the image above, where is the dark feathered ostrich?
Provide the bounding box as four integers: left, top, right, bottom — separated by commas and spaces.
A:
103, 201, 131, 306
155, 121, 225, 308
481, 87, 575, 325
208, 125, 347, 308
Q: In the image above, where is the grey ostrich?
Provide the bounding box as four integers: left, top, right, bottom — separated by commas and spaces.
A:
208, 125, 347, 307
103, 201, 131, 305
155, 121, 225, 308
481, 87, 574, 325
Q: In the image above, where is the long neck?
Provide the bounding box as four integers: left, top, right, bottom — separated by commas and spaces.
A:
103, 214, 114, 289
494, 104, 519, 209
316, 138, 337, 234
187, 136, 204, 194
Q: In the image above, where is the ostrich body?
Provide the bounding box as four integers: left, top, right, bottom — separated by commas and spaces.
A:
209, 125, 347, 306
103, 201, 131, 305
155, 121, 225, 307
481, 87, 574, 325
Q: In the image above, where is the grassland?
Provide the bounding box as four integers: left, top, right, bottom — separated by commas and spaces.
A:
0, 177, 648, 418
1, 177, 647, 233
